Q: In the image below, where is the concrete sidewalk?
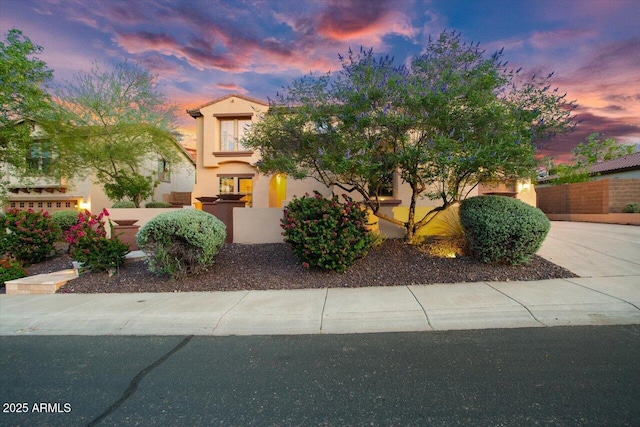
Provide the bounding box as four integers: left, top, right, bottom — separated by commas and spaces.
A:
1, 221, 639, 336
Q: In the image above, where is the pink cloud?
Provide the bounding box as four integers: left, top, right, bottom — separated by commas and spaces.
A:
530, 29, 597, 50
216, 83, 247, 93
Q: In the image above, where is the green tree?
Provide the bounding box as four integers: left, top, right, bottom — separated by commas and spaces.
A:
549, 133, 635, 185
572, 132, 634, 167
45, 61, 182, 207
245, 31, 575, 242
0, 28, 54, 200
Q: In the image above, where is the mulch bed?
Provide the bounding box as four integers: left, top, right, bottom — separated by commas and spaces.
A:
6, 240, 578, 294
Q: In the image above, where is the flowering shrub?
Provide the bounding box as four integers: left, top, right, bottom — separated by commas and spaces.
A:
136, 209, 226, 278
460, 195, 550, 265
0, 258, 28, 286
65, 209, 129, 272
282, 192, 373, 272
2, 209, 60, 265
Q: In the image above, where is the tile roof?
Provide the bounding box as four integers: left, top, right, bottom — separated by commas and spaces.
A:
589, 152, 640, 174
187, 94, 268, 117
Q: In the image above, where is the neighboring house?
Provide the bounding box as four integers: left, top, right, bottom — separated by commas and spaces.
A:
187, 94, 536, 213
588, 152, 640, 180
2, 121, 196, 214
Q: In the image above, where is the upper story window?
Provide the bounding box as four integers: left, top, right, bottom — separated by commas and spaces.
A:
220, 117, 253, 151
27, 141, 52, 174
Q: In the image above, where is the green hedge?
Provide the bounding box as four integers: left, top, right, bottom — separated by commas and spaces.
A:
145, 201, 172, 208
51, 210, 80, 233
460, 195, 550, 265
136, 209, 226, 278
112, 201, 136, 208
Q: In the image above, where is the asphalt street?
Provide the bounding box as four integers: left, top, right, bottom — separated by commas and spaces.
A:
2, 325, 639, 426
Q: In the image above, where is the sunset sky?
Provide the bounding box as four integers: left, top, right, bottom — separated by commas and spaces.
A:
1, 0, 639, 161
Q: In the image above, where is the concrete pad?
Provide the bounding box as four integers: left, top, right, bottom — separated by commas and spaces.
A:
489, 279, 640, 326
115, 291, 248, 335
18, 293, 174, 335
214, 289, 326, 335
409, 283, 541, 330
322, 286, 430, 334
4, 269, 78, 294
0, 294, 100, 335
538, 222, 640, 277
565, 276, 640, 307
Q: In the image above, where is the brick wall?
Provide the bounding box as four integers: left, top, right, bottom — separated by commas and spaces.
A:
536, 178, 640, 214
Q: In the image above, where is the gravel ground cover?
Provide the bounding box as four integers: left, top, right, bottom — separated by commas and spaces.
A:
10, 239, 577, 294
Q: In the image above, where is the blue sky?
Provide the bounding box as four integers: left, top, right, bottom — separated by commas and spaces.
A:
1, 0, 639, 160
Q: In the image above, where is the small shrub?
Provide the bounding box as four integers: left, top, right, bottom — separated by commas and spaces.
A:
622, 203, 639, 213
460, 195, 550, 265
0, 258, 27, 286
65, 209, 129, 273
136, 209, 226, 278
3, 209, 60, 265
282, 192, 373, 272
145, 201, 172, 208
51, 210, 81, 234
112, 201, 136, 208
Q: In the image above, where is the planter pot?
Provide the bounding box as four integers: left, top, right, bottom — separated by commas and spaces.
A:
196, 196, 219, 203
113, 219, 138, 226
217, 193, 246, 201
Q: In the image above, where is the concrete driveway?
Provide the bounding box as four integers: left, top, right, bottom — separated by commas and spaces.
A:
538, 221, 640, 277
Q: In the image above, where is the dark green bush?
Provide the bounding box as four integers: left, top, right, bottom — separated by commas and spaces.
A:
0, 258, 27, 286
460, 195, 550, 265
145, 201, 172, 208
51, 210, 80, 233
622, 202, 639, 213
112, 201, 136, 208
282, 192, 373, 272
2, 209, 60, 265
136, 209, 226, 278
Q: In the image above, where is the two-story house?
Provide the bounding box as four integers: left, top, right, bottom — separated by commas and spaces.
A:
2, 121, 196, 214
187, 94, 330, 208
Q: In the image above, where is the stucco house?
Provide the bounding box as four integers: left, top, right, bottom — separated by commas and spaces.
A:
187, 94, 534, 215
2, 121, 196, 214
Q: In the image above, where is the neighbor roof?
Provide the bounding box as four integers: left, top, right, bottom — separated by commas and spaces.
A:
589, 152, 640, 175
187, 94, 268, 118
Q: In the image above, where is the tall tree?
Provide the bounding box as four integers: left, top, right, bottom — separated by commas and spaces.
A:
245, 31, 576, 242
0, 28, 53, 195
46, 61, 183, 207
572, 132, 635, 167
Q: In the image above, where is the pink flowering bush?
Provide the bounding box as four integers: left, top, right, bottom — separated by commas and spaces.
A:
2, 209, 60, 264
65, 209, 129, 272
282, 192, 373, 272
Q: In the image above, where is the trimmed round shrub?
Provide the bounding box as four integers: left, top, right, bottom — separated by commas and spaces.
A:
112, 201, 136, 208
2, 209, 60, 265
51, 210, 81, 233
282, 192, 373, 272
136, 209, 226, 278
145, 201, 172, 208
460, 195, 550, 265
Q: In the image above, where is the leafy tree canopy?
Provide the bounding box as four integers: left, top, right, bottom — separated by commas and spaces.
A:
0, 28, 53, 191
572, 132, 635, 167
45, 61, 183, 207
244, 31, 576, 242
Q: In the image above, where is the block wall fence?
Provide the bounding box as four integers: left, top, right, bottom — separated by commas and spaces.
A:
536, 178, 640, 214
